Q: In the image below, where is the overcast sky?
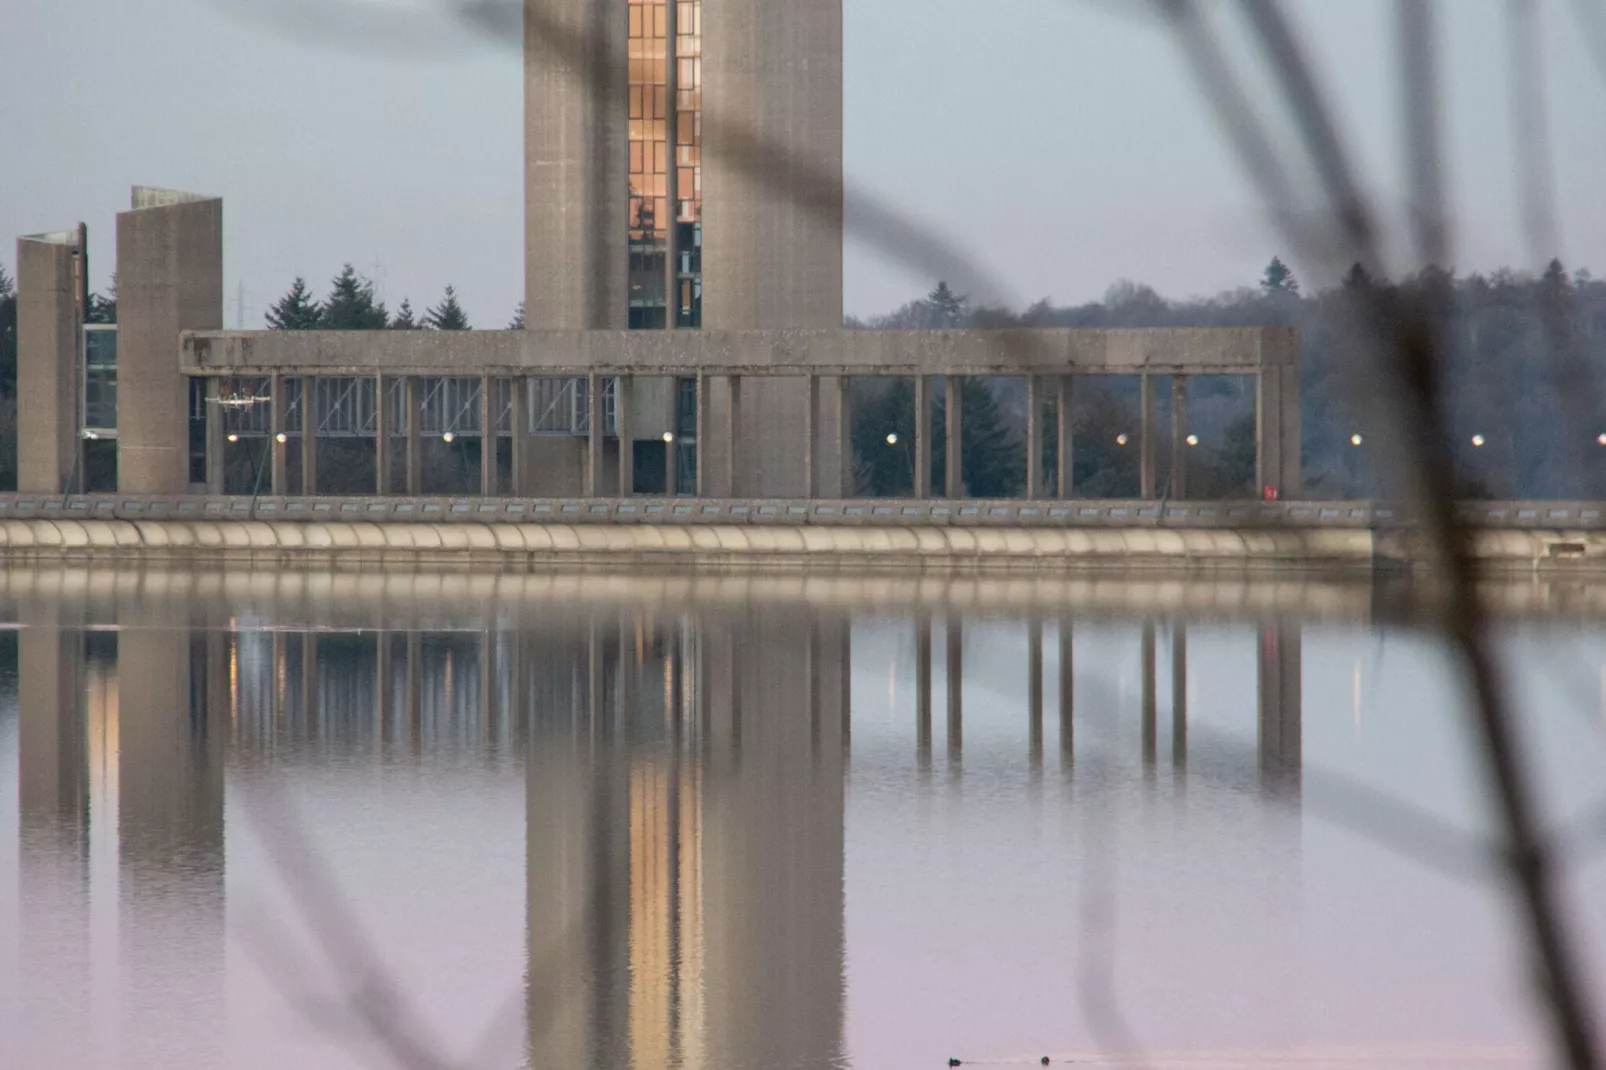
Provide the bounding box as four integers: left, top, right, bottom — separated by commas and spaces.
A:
5, 0, 1605, 327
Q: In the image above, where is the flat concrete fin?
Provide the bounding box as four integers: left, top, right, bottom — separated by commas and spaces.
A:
131, 186, 216, 210
19, 230, 80, 246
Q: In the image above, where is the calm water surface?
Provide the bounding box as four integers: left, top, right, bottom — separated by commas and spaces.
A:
2, 573, 1605, 1069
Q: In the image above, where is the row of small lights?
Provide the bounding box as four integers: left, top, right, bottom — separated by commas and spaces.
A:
223, 431, 685, 445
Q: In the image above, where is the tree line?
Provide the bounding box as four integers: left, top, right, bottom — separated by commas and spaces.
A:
264, 265, 502, 331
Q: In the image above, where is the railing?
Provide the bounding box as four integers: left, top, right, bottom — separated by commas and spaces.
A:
0, 494, 1601, 529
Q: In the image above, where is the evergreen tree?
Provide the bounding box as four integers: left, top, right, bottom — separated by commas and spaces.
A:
86, 275, 117, 325
1261, 256, 1300, 295
265, 277, 324, 330
925, 281, 968, 328
321, 264, 388, 329
0, 263, 16, 397
426, 286, 471, 330
390, 298, 423, 330
508, 300, 526, 329
931, 378, 1024, 498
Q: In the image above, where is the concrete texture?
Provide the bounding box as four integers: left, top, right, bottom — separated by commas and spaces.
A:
185, 326, 1294, 376
117, 189, 222, 493
701, 0, 843, 330
17, 233, 82, 493
524, 0, 628, 330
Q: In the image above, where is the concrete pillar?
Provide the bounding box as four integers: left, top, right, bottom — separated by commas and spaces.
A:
1026, 375, 1043, 498
804, 375, 818, 497
946, 613, 962, 765
404, 377, 422, 496
1028, 617, 1043, 766
523, 0, 627, 331
270, 372, 287, 495
695, 373, 710, 495
616, 374, 633, 495
480, 373, 496, 497
585, 372, 603, 497
945, 376, 964, 499
1171, 375, 1190, 499
1172, 625, 1188, 768
1139, 374, 1157, 500
915, 614, 932, 769
701, 0, 843, 331
914, 375, 932, 499
834, 375, 853, 497
1256, 362, 1302, 499
510, 376, 529, 496
300, 376, 317, 495
1058, 617, 1074, 766
666, 433, 679, 497
1056, 375, 1073, 498
1141, 622, 1157, 766
1258, 622, 1302, 791
375, 374, 391, 495
116, 188, 222, 493
204, 377, 224, 494
16, 231, 82, 494
726, 374, 742, 497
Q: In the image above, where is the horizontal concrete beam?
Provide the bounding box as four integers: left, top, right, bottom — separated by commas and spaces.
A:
182, 326, 1297, 377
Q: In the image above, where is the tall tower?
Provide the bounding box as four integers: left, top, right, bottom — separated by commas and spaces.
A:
522, 0, 843, 332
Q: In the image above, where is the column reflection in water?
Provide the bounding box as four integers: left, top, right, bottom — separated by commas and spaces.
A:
527, 608, 849, 1070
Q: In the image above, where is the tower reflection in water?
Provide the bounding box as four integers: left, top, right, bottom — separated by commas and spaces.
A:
9, 607, 1300, 1069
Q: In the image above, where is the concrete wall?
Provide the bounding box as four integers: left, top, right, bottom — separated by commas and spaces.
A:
117, 191, 222, 493
701, 0, 843, 330
17, 235, 81, 494
524, 0, 628, 330
186, 326, 1294, 377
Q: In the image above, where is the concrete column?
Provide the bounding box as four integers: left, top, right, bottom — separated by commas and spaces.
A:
510, 376, 528, 496
1141, 621, 1157, 765
585, 372, 603, 497
804, 375, 818, 498
945, 376, 964, 499
375, 374, 391, 495
1058, 617, 1073, 766
300, 376, 317, 495
1172, 625, 1188, 768
116, 189, 222, 493
616, 374, 634, 495
914, 376, 932, 499
480, 373, 496, 497
1258, 622, 1302, 791
1026, 375, 1043, 499
915, 614, 932, 769
1139, 374, 1157, 500
1171, 375, 1190, 499
1057, 375, 1073, 498
695, 373, 709, 496
726, 374, 742, 497
404, 377, 422, 496
523, 0, 627, 331
834, 375, 853, 497
1256, 362, 1302, 499
270, 372, 287, 495
946, 614, 963, 766
204, 377, 224, 494
16, 232, 82, 494
1028, 617, 1043, 766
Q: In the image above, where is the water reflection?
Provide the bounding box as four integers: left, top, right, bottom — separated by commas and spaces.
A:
5, 605, 1315, 1069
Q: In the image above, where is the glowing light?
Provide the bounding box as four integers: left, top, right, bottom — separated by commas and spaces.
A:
1185, 434, 1199, 447
1350, 434, 1363, 447
1471, 434, 1486, 448
226, 433, 239, 444
1596, 433, 1606, 447
885, 432, 899, 445
663, 431, 675, 443
442, 431, 455, 444
274, 432, 287, 444
1116, 433, 1129, 446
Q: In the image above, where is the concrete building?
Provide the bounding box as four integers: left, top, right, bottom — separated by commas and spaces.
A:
14, 1, 1300, 503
